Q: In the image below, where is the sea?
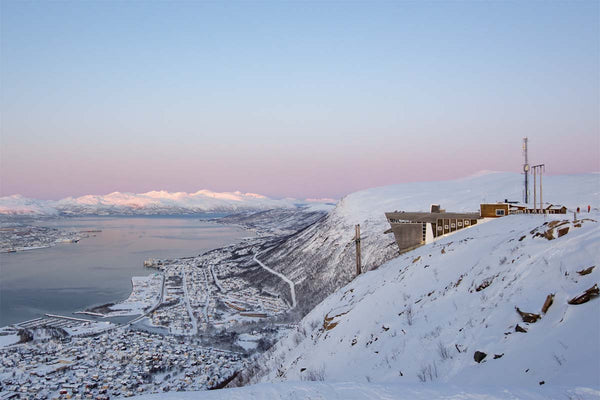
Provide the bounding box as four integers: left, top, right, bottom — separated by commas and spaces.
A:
0, 215, 253, 327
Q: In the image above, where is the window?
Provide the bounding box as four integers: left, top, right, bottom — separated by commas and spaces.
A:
444, 225, 449, 230
465, 221, 470, 226
451, 223, 456, 228
437, 226, 442, 231
458, 221, 463, 227
496, 209, 506, 216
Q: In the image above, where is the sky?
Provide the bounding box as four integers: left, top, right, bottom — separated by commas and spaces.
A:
1, 1, 598, 200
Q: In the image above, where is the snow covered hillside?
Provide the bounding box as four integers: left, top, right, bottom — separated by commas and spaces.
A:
0, 190, 330, 216
245, 212, 599, 391
134, 381, 597, 400
256, 172, 599, 313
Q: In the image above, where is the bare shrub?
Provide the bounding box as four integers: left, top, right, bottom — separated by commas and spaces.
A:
416, 361, 438, 382
301, 366, 326, 381
292, 332, 303, 346
309, 319, 320, 331
405, 305, 414, 326
437, 341, 451, 360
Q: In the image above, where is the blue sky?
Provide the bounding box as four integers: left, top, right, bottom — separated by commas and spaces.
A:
1, 1, 598, 199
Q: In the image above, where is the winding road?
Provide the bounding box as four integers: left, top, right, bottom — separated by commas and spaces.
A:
253, 250, 297, 309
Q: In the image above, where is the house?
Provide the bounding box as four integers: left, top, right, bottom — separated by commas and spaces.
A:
546, 204, 568, 214
480, 203, 510, 217
480, 202, 567, 216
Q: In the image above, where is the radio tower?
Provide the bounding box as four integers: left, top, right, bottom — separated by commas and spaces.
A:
523, 137, 530, 204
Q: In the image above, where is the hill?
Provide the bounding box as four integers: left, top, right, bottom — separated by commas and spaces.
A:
247, 212, 599, 392
255, 172, 599, 314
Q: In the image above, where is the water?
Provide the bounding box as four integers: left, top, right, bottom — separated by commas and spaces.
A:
0, 215, 253, 326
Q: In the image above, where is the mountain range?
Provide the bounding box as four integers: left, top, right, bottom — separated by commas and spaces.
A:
0, 190, 335, 216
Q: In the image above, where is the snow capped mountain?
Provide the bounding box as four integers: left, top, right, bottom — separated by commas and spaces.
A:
0, 194, 59, 216
0, 189, 331, 216
255, 172, 599, 313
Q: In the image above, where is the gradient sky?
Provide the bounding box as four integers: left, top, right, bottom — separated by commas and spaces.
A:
1, 1, 598, 200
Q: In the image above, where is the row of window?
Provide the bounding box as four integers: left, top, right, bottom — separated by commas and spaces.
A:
436, 220, 471, 231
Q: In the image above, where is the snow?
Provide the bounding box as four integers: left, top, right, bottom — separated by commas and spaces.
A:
257, 172, 599, 315
0, 190, 334, 216
331, 171, 598, 225
251, 213, 599, 390
253, 251, 297, 309
0, 194, 58, 216
132, 381, 599, 399
0, 333, 20, 348
106, 274, 163, 316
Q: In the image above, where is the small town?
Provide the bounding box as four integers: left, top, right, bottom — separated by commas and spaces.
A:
0, 235, 294, 399
0, 224, 93, 253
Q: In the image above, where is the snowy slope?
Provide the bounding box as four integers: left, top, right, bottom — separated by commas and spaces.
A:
246, 213, 599, 391
0, 195, 59, 216
133, 381, 598, 400
257, 172, 599, 313
0, 190, 331, 216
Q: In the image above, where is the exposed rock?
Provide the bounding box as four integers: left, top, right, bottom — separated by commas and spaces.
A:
516, 307, 541, 323
577, 266, 595, 276
568, 284, 599, 305
473, 351, 487, 363
541, 294, 554, 314
515, 324, 528, 333
476, 278, 493, 292
557, 227, 569, 237
493, 353, 504, 359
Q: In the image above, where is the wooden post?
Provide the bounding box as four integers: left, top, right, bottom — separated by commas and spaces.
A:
354, 224, 362, 276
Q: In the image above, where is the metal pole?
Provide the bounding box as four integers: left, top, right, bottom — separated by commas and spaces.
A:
533, 167, 537, 214
540, 167, 543, 213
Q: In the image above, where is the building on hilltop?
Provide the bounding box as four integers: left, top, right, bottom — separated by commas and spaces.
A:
480, 202, 567, 217
386, 201, 568, 254
385, 205, 480, 254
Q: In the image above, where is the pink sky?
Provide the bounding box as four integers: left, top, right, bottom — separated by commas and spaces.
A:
1, 1, 598, 200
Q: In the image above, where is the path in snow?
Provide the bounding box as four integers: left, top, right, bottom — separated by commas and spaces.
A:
182, 267, 198, 334
253, 250, 297, 309
202, 269, 210, 323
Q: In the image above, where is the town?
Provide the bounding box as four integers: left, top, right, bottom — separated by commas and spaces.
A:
0, 234, 296, 399
0, 329, 244, 399
0, 223, 94, 253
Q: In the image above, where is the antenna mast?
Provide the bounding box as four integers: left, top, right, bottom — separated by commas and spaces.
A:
523, 138, 530, 204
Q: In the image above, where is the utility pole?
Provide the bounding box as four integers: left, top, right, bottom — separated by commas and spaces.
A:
532, 164, 545, 214
533, 167, 537, 213
540, 167, 543, 212
354, 224, 362, 276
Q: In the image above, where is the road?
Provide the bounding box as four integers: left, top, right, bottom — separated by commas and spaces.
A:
253, 250, 297, 309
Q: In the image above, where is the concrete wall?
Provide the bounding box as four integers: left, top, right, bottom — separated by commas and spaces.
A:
390, 223, 423, 253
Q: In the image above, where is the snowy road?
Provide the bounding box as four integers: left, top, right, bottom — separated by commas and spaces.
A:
182, 267, 198, 334
254, 250, 297, 309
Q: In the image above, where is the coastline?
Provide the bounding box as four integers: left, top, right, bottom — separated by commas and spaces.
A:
0, 214, 255, 330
